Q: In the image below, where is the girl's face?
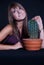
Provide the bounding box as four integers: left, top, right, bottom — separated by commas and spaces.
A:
11, 6, 26, 20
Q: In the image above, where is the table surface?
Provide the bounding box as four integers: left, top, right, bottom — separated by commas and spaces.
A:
0, 48, 44, 56
0, 48, 44, 64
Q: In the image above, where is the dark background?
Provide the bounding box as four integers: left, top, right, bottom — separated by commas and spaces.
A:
0, 0, 44, 30
0, 0, 44, 63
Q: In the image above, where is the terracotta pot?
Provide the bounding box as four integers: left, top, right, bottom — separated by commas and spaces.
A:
23, 39, 42, 51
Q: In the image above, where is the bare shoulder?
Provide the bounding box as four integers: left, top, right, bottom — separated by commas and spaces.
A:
4, 24, 13, 31
4, 24, 13, 34
5, 24, 13, 30
6, 24, 13, 35
0, 24, 13, 41
0, 24, 13, 35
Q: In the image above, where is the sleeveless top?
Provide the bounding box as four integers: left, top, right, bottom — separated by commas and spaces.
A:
1, 35, 20, 45
1, 26, 29, 45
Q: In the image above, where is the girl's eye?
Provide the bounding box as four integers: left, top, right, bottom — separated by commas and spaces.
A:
12, 10, 15, 13
19, 7, 21, 9
19, 8, 23, 10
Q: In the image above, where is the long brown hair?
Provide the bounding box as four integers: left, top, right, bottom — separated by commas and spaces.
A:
8, 2, 28, 40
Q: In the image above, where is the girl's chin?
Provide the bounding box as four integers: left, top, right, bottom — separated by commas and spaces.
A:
17, 17, 25, 20
16, 18, 24, 20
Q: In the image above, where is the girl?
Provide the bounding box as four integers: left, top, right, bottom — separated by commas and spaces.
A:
0, 2, 28, 50
0, 2, 44, 50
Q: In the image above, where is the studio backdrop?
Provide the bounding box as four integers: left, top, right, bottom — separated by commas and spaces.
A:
0, 0, 44, 30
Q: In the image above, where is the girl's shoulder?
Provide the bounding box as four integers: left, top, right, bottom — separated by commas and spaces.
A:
1, 24, 13, 32
6, 24, 13, 30
6, 24, 13, 35
4, 24, 13, 35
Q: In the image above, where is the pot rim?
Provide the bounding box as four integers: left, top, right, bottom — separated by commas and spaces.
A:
23, 38, 42, 41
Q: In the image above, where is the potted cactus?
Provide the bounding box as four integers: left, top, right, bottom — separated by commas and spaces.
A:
23, 20, 42, 51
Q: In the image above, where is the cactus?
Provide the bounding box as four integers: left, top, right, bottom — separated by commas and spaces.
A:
27, 20, 40, 39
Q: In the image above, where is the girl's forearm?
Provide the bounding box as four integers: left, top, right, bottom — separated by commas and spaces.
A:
0, 42, 22, 50
0, 44, 14, 50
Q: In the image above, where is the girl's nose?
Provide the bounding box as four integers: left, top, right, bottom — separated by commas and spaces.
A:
18, 11, 21, 14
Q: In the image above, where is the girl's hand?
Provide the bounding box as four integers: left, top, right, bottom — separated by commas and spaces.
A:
32, 16, 41, 21
32, 16, 43, 30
